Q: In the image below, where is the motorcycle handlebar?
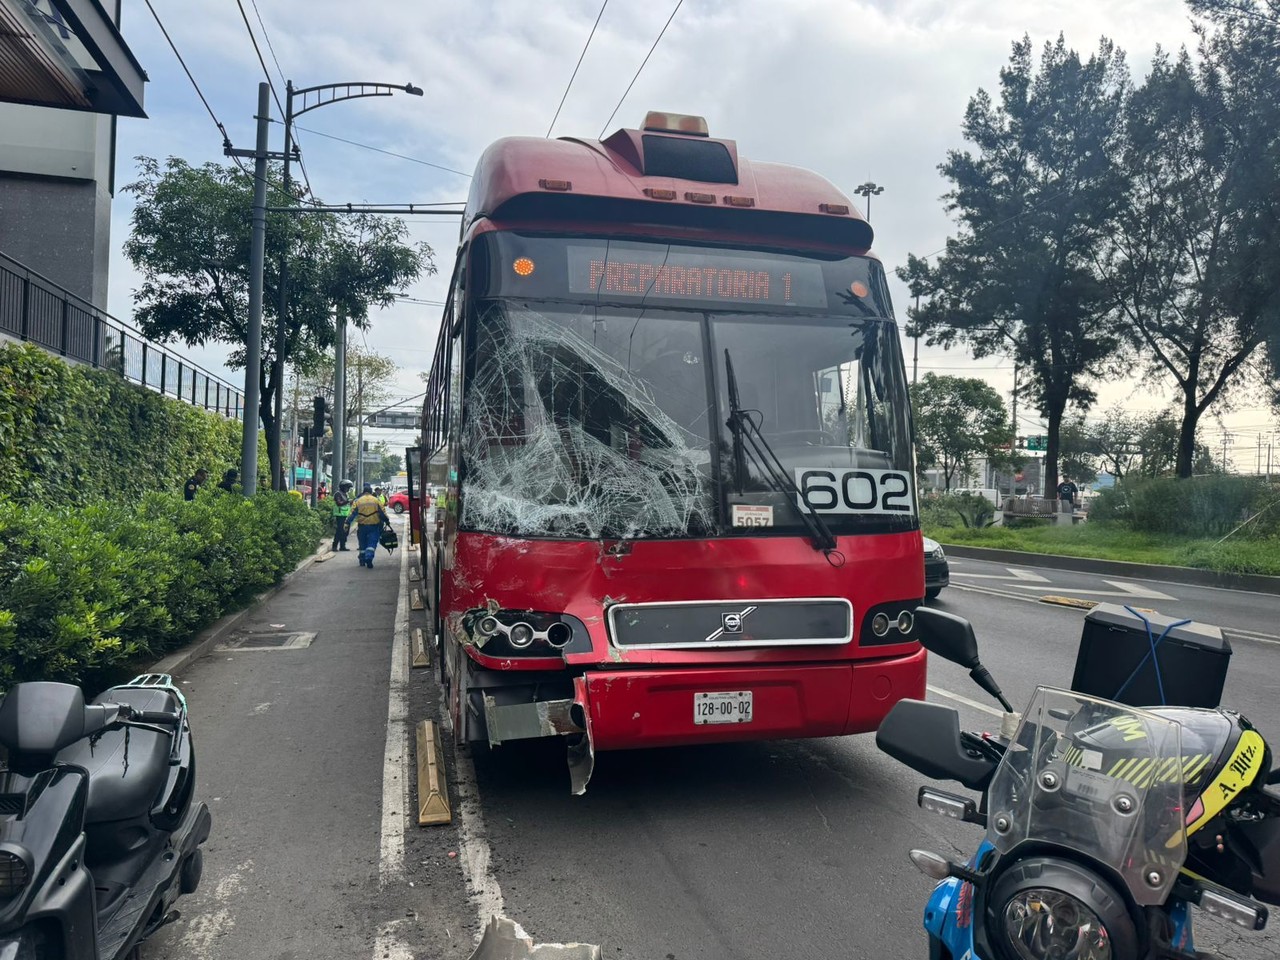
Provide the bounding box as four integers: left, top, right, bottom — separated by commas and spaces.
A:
122, 706, 181, 726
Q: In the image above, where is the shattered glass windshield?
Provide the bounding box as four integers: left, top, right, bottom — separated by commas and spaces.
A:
457, 233, 915, 539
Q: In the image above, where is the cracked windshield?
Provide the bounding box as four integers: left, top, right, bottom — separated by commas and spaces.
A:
4, 1, 1278, 959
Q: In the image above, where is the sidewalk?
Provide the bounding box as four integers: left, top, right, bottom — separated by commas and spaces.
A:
146, 519, 474, 960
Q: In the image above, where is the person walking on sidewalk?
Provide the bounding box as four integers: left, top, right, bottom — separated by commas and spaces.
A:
331, 479, 355, 552
346, 483, 391, 568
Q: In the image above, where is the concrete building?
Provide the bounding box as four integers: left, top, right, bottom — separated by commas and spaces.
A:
0, 0, 146, 308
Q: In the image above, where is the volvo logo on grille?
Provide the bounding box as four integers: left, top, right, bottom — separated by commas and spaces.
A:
706, 605, 758, 642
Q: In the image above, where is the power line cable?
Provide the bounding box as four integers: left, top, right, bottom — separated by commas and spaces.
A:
548, 0, 609, 138
141, 0, 248, 172
292, 124, 471, 178
243, 0, 314, 199
598, 0, 683, 138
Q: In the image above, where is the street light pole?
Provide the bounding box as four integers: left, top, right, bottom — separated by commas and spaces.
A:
854, 181, 884, 221
911, 293, 920, 387
267, 80, 424, 492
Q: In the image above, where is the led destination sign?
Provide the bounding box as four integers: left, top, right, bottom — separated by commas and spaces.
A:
566, 245, 828, 308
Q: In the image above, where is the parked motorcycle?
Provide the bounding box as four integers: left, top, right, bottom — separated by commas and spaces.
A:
0, 674, 211, 959
878, 608, 1280, 960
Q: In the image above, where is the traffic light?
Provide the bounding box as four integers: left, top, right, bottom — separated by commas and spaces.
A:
312, 396, 326, 435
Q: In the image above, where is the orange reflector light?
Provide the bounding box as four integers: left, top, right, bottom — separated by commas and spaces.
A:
819, 203, 850, 215
513, 257, 535, 277
723, 195, 755, 208
644, 188, 677, 200
642, 111, 710, 137
538, 178, 572, 191
684, 191, 716, 204
850, 281, 869, 298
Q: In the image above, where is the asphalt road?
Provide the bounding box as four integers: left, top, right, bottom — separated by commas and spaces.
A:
145, 544, 1279, 960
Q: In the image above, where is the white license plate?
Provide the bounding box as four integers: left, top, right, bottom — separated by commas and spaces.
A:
693, 691, 753, 725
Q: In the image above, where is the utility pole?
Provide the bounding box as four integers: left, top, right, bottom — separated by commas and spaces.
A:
1010, 364, 1019, 500
289, 369, 301, 488
333, 311, 347, 487
356, 360, 365, 491
1221, 434, 1233, 472
225, 83, 273, 497
911, 293, 919, 387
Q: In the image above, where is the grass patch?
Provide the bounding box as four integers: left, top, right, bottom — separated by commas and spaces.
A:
926, 522, 1280, 577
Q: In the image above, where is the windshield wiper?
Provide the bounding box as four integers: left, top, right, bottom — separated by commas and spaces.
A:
723, 349, 837, 553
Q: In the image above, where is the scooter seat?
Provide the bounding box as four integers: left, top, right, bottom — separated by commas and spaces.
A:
56, 688, 177, 825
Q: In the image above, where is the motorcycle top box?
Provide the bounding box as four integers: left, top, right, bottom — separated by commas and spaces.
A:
1072, 603, 1232, 709
0, 675, 211, 960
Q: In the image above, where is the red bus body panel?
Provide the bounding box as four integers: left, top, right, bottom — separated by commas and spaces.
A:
424, 120, 923, 783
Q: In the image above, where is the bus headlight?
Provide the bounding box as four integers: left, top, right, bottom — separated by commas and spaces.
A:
508, 623, 535, 649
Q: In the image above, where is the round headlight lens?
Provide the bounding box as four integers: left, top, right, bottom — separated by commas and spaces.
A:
1003, 888, 1111, 960
0, 850, 31, 897
508, 623, 535, 648
897, 610, 914, 634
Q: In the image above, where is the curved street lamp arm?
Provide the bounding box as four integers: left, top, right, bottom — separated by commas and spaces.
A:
288, 81, 423, 119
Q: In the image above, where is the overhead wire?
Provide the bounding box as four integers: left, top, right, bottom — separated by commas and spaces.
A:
598, 0, 683, 138
141, 0, 249, 173
547, 0, 609, 138
232, 0, 316, 201
292, 125, 471, 178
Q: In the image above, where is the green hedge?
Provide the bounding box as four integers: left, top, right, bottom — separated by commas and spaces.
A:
0, 489, 325, 690
1089, 476, 1280, 538
0, 341, 261, 504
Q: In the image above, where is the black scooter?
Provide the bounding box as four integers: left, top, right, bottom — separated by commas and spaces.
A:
0, 674, 211, 959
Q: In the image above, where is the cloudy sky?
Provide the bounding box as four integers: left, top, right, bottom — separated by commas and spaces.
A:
103, 0, 1277, 468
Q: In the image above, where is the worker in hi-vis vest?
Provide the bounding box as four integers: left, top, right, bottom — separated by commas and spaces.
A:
331, 479, 354, 551
346, 483, 391, 568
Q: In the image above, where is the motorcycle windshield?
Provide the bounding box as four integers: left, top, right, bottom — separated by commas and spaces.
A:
986, 687, 1187, 906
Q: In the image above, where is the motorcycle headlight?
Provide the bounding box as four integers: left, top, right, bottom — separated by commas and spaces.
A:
1003, 888, 1111, 960
988, 857, 1138, 960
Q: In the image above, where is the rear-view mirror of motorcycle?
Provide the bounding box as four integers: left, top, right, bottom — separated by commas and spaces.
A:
914, 608, 1015, 715
875, 699, 1000, 793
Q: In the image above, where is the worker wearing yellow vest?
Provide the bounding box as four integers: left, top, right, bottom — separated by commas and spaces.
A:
331, 479, 354, 551
346, 483, 391, 568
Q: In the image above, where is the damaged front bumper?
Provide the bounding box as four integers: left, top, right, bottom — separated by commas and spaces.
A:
480, 650, 926, 795
480, 676, 595, 796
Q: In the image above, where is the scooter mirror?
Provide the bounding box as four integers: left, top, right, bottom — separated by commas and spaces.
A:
914, 608, 981, 669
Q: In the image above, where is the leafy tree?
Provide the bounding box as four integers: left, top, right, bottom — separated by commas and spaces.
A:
122, 157, 433, 489
1100, 44, 1280, 476
900, 36, 1130, 497
911, 374, 1014, 490
1059, 416, 1099, 485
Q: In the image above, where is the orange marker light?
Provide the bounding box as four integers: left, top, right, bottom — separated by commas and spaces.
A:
850, 281, 869, 298
513, 257, 535, 277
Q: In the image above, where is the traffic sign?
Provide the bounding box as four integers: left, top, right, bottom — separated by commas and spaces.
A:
1025, 435, 1047, 451
365, 410, 421, 430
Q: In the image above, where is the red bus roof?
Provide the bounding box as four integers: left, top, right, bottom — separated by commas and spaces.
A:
463, 116, 874, 253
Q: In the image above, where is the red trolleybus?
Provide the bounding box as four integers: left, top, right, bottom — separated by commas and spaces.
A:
420, 112, 925, 793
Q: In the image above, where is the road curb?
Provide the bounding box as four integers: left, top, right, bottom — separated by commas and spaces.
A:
941, 544, 1280, 595
148, 543, 330, 677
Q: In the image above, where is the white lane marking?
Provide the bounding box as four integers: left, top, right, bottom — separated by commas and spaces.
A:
1225, 629, 1280, 647
1003, 579, 1177, 601
435, 601, 506, 926
948, 582, 1054, 606
927, 684, 1004, 718
178, 858, 252, 957
950, 567, 1049, 582
451, 735, 506, 925
379, 534, 412, 885
373, 921, 416, 960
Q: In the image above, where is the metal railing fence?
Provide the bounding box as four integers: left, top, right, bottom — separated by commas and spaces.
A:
0, 250, 245, 420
